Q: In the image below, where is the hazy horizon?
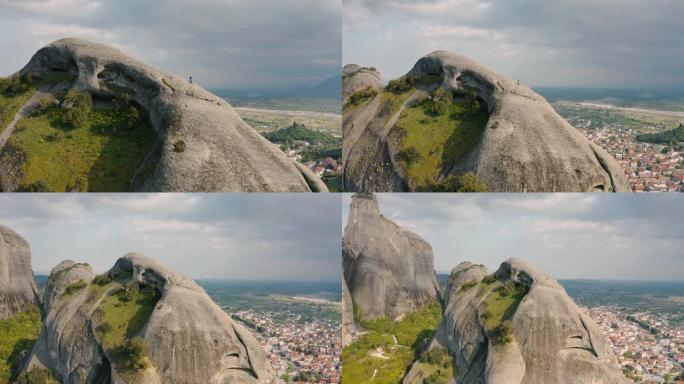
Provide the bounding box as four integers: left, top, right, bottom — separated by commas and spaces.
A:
0, 194, 341, 281
342, 194, 684, 281
343, 0, 684, 89
0, 0, 341, 91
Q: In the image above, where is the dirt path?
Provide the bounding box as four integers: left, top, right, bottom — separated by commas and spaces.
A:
0, 82, 70, 151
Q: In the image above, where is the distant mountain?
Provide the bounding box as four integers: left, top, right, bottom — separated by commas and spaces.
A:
289, 76, 341, 99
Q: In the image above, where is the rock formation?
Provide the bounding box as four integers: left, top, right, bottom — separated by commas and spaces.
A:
343, 51, 630, 192
23, 253, 277, 384
341, 278, 356, 347
342, 64, 383, 104
15, 38, 326, 192
0, 225, 40, 319
406, 258, 629, 384
343, 194, 440, 323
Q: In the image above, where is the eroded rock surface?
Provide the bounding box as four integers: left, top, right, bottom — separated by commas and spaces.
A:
23, 253, 277, 384
343, 51, 630, 192
343, 194, 440, 323
17, 38, 326, 192
0, 225, 40, 319
342, 64, 383, 104
408, 258, 629, 384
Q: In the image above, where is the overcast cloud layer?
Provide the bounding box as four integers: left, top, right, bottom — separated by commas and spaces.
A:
0, 0, 341, 90
0, 194, 340, 281
343, 0, 684, 88
342, 194, 684, 280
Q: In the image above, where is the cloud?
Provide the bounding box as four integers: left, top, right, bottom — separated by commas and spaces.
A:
0, 194, 341, 281
343, 0, 684, 87
0, 0, 341, 89
342, 193, 684, 280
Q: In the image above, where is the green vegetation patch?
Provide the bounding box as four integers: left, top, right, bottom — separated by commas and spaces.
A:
63, 280, 87, 296
263, 122, 339, 146
95, 282, 159, 374
407, 347, 454, 384
0, 82, 35, 134
344, 87, 378, 111
343, 302, 442, 384
16, 368, 57, 384
393, 89, 489, 191
0, 306, 42, 383
480, 282, 528, 345
8, 96, 156, 192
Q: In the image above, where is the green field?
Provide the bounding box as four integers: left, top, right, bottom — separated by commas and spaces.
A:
0, 307, 41, 383
342, 302, 442, 384
8, 104, 156, 191
393, 96, 489, 190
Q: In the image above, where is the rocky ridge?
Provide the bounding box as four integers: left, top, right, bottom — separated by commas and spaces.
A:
343, 51, 630, 192
13, 38, 326, 192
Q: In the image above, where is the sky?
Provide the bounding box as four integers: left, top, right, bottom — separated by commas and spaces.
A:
343, 0, 684, 89
0, 0, 341, 90
0, 194, 341, 281
342, 193, 684, 281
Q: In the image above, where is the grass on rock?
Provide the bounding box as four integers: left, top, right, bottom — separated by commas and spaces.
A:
393, 93, 489, 190
0, 90, 35, 134
0, 306, 42, 383
342, 302, 442, 384
480, 281, 527, 345
8, 104, 156, 192
95, 283, 159, 374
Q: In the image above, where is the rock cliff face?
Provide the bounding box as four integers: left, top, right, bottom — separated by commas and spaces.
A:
17, 38, 326, 192
343, 194, 440, 323
0, 225, 40, 319
407, 258, 629, 384
23, 253, 277, 384
343, 51, 630, 192
342, 64, 383, 104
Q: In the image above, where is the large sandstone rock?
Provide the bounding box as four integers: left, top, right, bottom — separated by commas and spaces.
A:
341, 278, 356, 347
343, 194, 440, 323
407, 258, 629, 384
343, 51, 631, 192
0, 225, 40, 319
23, 253, 277, 384
16, 38, 326, 192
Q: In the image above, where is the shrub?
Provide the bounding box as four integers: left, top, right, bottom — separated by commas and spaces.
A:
123, 105, 139, 129
64, 280, 87, 295
429, 87, 453, 115
115, 288, 134, 303
122, 337, 149, 370
63, 87, 92, 129
492, 321, 514, 345
386, 76, 416, 93
17, 368, 56, 384
395, 146, 420, 165
173, 140, 186, 153
433, 172, 487, 192
482, 275, 497, 284
32, 95, 57, 116
459, 279, 478, 292
92, 274, 113, 286
20, 180, 53, 192
97, 322, 112, 334
421, 346, 450, 367
345, 86, 378, 109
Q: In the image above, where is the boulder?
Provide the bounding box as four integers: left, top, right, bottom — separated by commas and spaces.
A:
23, 253, 277, 384
17, 38, 326, 192
343, 51, 631, 192
0, 225, 40, 319
408, 258, 629, 384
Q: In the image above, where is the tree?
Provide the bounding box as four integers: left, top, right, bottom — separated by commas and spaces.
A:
430, 87, 453, 115
63, 88, 92, 129
123, 337, 149, 369
17, 369, 56, 384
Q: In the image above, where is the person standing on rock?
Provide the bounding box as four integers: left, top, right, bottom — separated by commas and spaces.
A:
189, 75, 193, 84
